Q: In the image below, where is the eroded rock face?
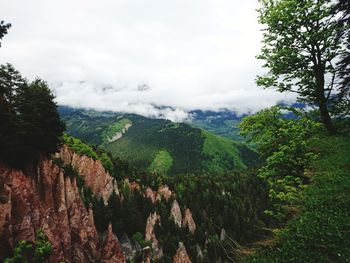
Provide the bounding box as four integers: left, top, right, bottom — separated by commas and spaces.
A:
145, 212, 163, 259
157, 185, 172, 201
182, 208, 196, 234
145, 187, 157, 204
119, 233, 141, 261
0, 160, 125, 263
220, 228, 226, 241
170, 200, 182, 227
107, 123, 132, 143
58, 145, 119, 205
101, 224, 125, 263
173, 242, 192, 263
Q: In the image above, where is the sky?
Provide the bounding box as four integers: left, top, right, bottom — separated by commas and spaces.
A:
0, 0, 296, 121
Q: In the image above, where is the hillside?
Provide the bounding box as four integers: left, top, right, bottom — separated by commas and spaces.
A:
188, 109, 245, 141
59, 106, 259, 175
244, 133, 350, 262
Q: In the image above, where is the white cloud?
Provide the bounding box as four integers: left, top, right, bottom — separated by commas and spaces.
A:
0, 0, 297, 121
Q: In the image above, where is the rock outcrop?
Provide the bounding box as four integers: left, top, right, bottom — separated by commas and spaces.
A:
157, 185, 172, 201
173, 242, 192, 263
170, 200, 182, 227
145, 187, 157, 203
0, 160, 125, 263
120, 233, 141, 260
182, 208, 196, 234
145, 212, 163, 259
58, 145, 119, 205
101, 224, 125, 263
107, 123, 132, 142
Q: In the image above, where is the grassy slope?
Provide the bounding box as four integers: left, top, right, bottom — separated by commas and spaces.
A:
202, 130, 246, 173
245, 134, 350, 262
148, 150, 173, 174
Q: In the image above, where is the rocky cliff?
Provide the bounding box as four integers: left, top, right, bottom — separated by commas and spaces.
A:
0, 158, 125, 262
0, 144, 197, 262
58, 145, 119, 204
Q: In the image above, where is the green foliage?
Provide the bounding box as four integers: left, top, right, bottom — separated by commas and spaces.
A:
240, 106, 319, 219
257, 0, 347, 133
4, 230, 53, 263
0, 20, 11, 47
63, 134, 98, 159
132, 232, 151, 249
156, 170, 270, 262
148, 150, 173, 175
60, 107, 258, 175
201, 130, 251, 173
244, 134, 350, 262
0, 64, 65, 167
92, 185, 154, 237
190, 116, 243, 141
62, 134, 114, 175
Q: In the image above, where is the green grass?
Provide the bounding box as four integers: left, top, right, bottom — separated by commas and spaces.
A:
148, 150, 173, 175
244, 134, 350, 262
201, 130, 249, 173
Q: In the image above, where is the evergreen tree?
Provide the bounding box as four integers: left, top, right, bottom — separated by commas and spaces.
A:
0, 64, 26, 164
0, 64, 65, 167
16, 79, 65, 164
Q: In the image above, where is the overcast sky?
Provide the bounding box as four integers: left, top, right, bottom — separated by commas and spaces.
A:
0, 0, 296, 121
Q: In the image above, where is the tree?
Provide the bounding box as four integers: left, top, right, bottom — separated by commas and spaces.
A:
0, 20, 11, 47
257, 0, 348, 134
4, 230, 53, 263
239, 106, 319, 220
0, 64, 65, 167
15, 79, 66, 164
334, 0, 350, 119
0, 64, 27, 164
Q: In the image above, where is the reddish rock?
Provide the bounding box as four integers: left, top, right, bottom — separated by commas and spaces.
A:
58, 145, 119, 204
157, 185, 172, 201
145, 212, 159, 243
173, 242, 191, 263
0, 160, 125, 263
145, 212, 163, 259
129, 181, 140, 191
101, 224, 125, 263
182, 208, 196, 234
145, 187, 157, 203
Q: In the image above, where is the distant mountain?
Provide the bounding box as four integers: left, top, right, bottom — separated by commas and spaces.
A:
187, 109, 246, 141
59, 106, 259, 175
187, 103, 307, 141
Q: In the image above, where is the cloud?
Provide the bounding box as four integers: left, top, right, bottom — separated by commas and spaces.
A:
0, 0, 297, 121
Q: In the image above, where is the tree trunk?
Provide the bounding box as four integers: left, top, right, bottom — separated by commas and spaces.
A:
313, 62, 337, 135
319, 100, 337, 135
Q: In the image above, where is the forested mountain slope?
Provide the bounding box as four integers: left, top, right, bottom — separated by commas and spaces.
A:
59, 106, 259, 175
